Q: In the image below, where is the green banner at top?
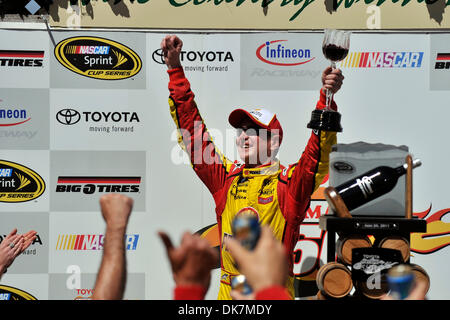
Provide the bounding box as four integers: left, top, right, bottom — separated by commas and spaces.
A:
48, 0, 450, 29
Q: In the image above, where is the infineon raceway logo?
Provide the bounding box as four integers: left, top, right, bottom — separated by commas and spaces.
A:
56, 234, 139, 250
340, 51, 424, 68
0, 108, 31, 127
0, 160, 45, 202
54, 36, 142, 80
435, 53, 450, 69
256, 40, 315, 66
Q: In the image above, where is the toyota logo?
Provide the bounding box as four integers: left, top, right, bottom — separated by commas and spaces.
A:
56, 109, 81, 125
152, 49, 165, 65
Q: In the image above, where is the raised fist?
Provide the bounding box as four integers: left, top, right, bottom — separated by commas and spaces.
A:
99, 194, 134, 230
160, 35, 183, 70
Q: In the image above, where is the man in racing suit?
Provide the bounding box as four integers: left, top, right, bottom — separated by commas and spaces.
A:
161, 35, 344, 300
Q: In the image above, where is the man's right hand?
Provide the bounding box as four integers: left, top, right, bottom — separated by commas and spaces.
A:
161, 35, 183, 70
159, 231, 218, 289
99, 194, 134, 231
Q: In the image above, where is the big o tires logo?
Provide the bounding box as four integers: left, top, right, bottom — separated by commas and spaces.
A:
0, 160, 45, 203
54, 36, 142, 80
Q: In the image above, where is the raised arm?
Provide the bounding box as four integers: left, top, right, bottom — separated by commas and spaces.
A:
281, 67, 344, 222
159, 231, 219, 300
91, 194, 133, 300
162, 35, 235, 199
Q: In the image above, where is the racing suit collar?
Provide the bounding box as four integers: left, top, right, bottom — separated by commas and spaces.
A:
242, 160, 280, 178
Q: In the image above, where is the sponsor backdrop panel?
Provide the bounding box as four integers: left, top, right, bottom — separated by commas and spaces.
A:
50, 151, 146, 212
150, 33, 239, 83
0, 30, 49, 89
48, 211, 149, 275
48, 273, 145, 300
50, 31, 146, 89
0, 29, 448, 300
429, 33, 450, 91
0, 212, 49, 274
241, 33, 327, 91
50, 89, 151, 150
0, 88, 49, 150
0, 150, 49, 212
332, 32, 434, 212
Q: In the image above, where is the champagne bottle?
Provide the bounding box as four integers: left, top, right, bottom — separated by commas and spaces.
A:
333, 159, 421, 212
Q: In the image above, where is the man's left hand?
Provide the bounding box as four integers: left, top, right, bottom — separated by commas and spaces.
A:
321, 66, 344, 94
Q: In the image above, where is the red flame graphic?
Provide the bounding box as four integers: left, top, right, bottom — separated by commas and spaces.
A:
411, 205, 450, 254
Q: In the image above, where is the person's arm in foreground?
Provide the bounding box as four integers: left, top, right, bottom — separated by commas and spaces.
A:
281, 67, 345, 224
225, 226, 291, 300
91, 194, 134, 300
159, 231, 219, 300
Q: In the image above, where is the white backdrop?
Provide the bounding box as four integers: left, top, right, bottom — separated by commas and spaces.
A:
0, 29, 448, 300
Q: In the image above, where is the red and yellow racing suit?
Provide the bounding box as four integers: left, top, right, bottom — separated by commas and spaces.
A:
167, 68, 337, 300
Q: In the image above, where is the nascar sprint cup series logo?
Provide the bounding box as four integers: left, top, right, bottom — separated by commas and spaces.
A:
0, 285, 37, 300
0, 160, 45, 202
54, 37, 142, 80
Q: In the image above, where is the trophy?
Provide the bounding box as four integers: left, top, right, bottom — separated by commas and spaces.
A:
307, 29, 351, 132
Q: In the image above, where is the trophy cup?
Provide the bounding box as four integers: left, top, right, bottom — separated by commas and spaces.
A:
307, 29, 351, 132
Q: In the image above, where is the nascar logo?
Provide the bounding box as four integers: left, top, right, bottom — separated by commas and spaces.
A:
0, 169, 12, 177
65, 46, 110, 55
0, 285, 37, 300
340, 52, 423, 68
0, 293, 11, 300
56, 234, 139, 250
